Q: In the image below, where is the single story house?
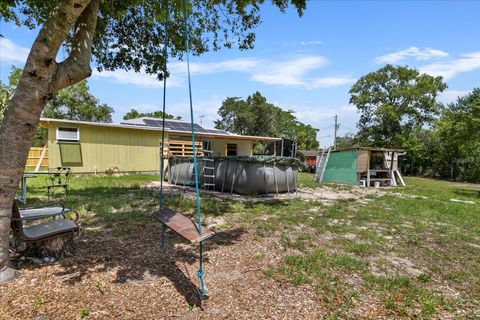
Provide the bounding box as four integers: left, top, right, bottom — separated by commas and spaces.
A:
40, 117, 280, 173
296, 150, 319, 172
318, 147, 406, 187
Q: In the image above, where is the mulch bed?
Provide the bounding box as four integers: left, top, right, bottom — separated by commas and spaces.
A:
2, 225, 332, 319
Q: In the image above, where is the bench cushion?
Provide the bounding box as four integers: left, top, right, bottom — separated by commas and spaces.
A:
23, 219, 78, 241
20, 207, 70, 220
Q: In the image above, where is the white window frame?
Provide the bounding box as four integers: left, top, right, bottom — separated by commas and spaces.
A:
56, 126, 80, 142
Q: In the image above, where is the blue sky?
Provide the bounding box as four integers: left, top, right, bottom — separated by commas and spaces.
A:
1, 1, 479, 147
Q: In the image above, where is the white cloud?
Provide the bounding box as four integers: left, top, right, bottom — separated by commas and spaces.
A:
376, 46, 449, 64
420, 52, 480, 80
252, 56, 328, 86
94, 55, 353, 90
308, 77, 356, 89
93, 58, 261, 88
0, 38, 30, 64
92, 69, 184, 88
163, 95, 224, 128
183, 58, 262, 75
252, 56, 355, 88
437, 90, 470, 104
300, 40, 323, 46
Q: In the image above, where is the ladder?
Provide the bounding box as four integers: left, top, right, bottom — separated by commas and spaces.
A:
202, 142, 215, 190
383, 151, 406, 187
315, 148, 331, 182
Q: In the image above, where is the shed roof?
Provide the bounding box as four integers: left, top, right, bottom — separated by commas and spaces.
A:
40, 118, 281, 141
333, 147, 406, 153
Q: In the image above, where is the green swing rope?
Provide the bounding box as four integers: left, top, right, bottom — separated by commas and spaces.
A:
159, 0, 169, 209
182, 0, 207, 299
158, 0, 207, 299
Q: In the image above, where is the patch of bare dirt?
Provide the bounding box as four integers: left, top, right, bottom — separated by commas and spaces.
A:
145, 181, 392, 206
1, 225, 342, 319
367, 253, 425, 278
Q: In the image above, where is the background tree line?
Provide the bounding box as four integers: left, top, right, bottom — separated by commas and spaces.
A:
3, 64, 478, 181
341, 64, 480, 182
214, 91, 319, 150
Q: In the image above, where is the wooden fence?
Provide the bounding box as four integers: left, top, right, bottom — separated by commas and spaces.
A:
26, 146, 48, 170
163, 139, 203, 157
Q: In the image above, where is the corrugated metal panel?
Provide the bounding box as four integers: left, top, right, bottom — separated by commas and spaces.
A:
324, 150, 358, 185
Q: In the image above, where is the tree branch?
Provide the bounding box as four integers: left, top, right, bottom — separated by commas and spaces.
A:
25, 0, 92, 78
51, 0, 100, 92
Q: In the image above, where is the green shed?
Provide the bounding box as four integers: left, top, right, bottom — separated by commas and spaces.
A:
318, 147, 407, 187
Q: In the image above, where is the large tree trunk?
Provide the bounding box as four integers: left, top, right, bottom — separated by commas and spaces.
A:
0, 0, 98, 284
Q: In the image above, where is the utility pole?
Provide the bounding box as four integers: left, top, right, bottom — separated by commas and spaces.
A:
199, 115, 205, 125
333, 115, 340, 150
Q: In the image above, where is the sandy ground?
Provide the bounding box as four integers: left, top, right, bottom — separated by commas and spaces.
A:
2, 229, 349, 319
145, 181, 385, 205
2, 182, 476, 319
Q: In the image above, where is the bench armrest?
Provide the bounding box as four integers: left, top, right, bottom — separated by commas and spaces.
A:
22, 201, 66, 211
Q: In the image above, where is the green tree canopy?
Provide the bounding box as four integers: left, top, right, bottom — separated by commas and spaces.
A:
215, 92, 319, 150
1, 67, 113, 146
0, 66, 22, 125
2, 68, 113, 123
123, 109, 181, 121
432, 88, 480, 181
349, 64, 447, 148
2, 0, 306, 79
43, 80, 113, 122
335, 133, 358, 149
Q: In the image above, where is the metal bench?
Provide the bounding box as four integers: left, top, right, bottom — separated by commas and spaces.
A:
11, 202, 79, 243
19, 202, 77, 222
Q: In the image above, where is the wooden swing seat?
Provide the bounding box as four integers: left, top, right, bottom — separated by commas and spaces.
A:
153, 207, 214, 244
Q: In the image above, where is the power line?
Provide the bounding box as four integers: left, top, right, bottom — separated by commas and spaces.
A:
318, 125, 334, 131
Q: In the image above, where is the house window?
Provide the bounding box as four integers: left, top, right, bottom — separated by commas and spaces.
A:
226, 143, 237, 156
56, 127, 79, 142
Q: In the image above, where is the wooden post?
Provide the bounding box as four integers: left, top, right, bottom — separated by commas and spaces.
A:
389, 151, 396, 187
34, 146, 47, 172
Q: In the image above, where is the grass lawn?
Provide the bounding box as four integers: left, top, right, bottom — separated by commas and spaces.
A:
2, 173, 479, 319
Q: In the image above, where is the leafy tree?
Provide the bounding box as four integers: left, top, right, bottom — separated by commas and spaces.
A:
123, 109, 181, 121
349, 65, 447, 148
35, 79, 113, 146
294, 123, 319, 150
0, 66, 22, 125
335, 133, 358, 149
0, 1, 308, 281
1, 68, 112, 146
215, 92, 319, 150
43, 80, 113, 122
432, 88, 480, 181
